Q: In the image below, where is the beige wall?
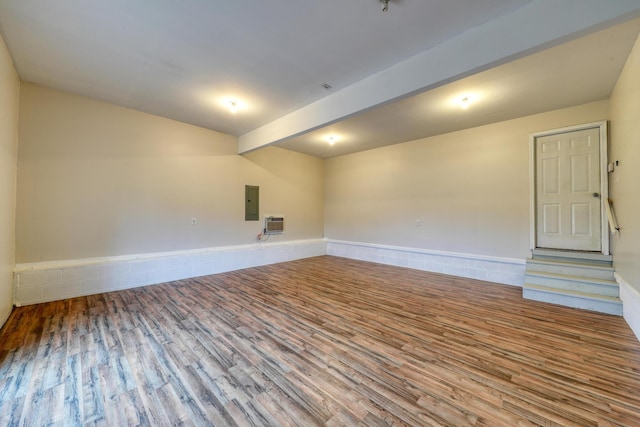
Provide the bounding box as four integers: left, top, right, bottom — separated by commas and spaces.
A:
16, 84, 324, 263
609, 33, 640, 292
325, 100, 610, 260
0, 35, 20, 326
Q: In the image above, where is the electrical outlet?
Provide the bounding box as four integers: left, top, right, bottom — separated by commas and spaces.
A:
416, 219, 421, 226
191, 218, 197, 225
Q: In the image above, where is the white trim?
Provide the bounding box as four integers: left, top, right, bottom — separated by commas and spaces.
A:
599, 121, 610, 255
616, 272, 640, 342
327, 240, 525, 287
13, 239, 327, 306
529, 133, 536, 250
529, 121, 609, 255
14, 239, 323, 272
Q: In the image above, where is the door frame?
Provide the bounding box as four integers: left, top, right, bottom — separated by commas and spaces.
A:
529, 121, 609, 255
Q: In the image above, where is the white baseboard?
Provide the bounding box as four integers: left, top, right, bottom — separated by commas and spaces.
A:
13, 238, 327, 306
616, 272, 640, 341
327, 240, 525, 286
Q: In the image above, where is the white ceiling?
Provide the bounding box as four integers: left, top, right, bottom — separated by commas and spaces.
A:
277, 18, 640, 157
1, 0, 640, 158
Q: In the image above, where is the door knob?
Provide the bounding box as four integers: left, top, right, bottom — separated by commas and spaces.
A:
592, 192, 600, 198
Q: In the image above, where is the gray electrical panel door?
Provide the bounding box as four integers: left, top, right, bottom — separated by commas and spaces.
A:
245, 185, 259, 221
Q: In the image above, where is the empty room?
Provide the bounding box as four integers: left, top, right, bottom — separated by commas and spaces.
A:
1, 1, 640, 425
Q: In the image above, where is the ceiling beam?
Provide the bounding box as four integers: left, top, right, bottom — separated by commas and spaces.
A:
238, 0, 640, 154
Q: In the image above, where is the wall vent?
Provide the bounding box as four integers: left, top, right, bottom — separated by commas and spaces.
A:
264, 216, 285, 235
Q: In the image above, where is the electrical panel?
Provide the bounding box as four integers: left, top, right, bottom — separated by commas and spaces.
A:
245, 185, 259, 221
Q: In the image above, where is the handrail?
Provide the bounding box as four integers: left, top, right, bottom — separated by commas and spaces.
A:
605, 199, 620, 234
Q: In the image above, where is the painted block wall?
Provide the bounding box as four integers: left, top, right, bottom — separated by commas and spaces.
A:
0, 34, 19, 328
16, 83, 324, 264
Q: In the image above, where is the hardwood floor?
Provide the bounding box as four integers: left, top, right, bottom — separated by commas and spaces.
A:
1, 255, 640, 426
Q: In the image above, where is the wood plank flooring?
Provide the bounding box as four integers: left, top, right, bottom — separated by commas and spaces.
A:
1, 255, 640, 426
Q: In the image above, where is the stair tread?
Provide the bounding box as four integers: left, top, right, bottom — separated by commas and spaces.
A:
523, 283, 622, 303
526, 257, 613, 271
524, 270, 617, 285
532, 249, 612, 263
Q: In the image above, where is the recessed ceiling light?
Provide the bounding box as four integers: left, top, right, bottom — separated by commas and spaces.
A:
455, 93, 481, 110
214, 96, 251, 114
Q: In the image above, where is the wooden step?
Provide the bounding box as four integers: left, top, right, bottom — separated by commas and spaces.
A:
524, 249, 620, 315
524, 270, 619, 297
526, 258, 614, 280
532, 249, 612, 266
523, 284, 622, 316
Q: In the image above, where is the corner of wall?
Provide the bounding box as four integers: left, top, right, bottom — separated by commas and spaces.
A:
0, 32, 20, 329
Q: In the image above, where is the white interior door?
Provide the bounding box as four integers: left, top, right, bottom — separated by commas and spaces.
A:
535, 127, 602, 251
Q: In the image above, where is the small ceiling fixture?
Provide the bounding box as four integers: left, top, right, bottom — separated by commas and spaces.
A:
321, 83, 332, 90
381, 0, 390, 12
458, 95, 476, 110
327, 136, 338, 146
228, 100, 239, 113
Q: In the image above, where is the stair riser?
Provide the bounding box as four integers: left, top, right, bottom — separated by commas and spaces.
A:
532, 256, 612, 267
525, 275, 619, 297
523, 288, 622, 316
532, 249, 612, 265
526, 262, 614, 280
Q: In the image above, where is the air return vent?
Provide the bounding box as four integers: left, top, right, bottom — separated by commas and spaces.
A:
264, 216, 284, 235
